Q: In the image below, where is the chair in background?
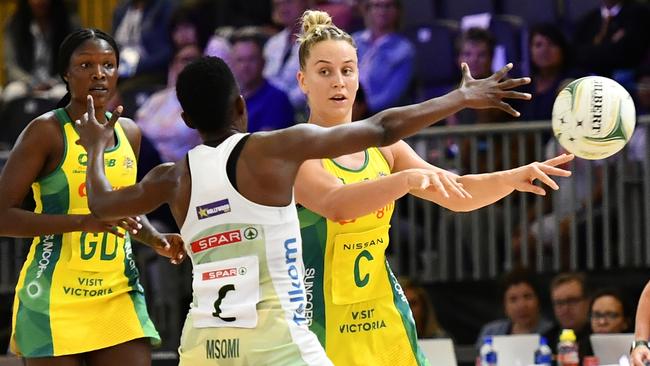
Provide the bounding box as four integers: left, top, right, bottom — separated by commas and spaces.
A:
492, 334, 540, 366
403, 19, 460, 101
501, 0, 560, 26
401, 0, 436, 30
418, 338, 457, 366
489, 15, 528, 77
440, 0, 494, 21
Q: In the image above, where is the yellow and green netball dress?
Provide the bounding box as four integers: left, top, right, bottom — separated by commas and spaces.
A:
10, 109, 160, 357
299, 147, 430, 366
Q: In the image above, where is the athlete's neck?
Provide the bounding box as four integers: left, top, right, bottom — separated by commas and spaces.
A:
307, 109, 353, 127
201, 129, 239, 147
65, 102, 107, 124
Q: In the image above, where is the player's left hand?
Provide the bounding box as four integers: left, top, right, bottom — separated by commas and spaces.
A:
74, 95, 122, 151
153, 233, 186, 265
502, 153, 574, 195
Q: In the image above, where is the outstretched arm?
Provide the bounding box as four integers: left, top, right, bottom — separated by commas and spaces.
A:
391, 142, 573, 211
292, 63, 530, 218
295, 155, 468, 221
262, 63, 530, 164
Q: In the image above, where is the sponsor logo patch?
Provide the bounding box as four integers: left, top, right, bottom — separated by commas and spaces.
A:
196, 199, 231, 220
202, 267, 245, 281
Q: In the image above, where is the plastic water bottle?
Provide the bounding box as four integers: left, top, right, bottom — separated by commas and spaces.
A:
557, 329, 579, 366
534, 336, 552, 366
479, 336, 498, 366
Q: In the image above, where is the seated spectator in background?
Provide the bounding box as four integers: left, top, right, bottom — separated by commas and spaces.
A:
2, 0, 74, 103
518, 23, 575, 122
169, 3, 212, 51
448, 27, 506, 127
231, 28, 295, 132
263, 0, 309, 113
590, 288, 631, 334
399, 277, 449, 339
204, 27, 234, 65
112, 0, 175, 92
457, 27, 494, 80
544, 272, 593, 358
314, 0, 363, 33
134, 44, 202, 162
572, 0, 650, 81
353, 0, 414, 113
447, 28, 525, 173
475, 267, 553, 348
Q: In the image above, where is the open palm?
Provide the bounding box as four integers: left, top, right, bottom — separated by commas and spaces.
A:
459, 62, 531, 117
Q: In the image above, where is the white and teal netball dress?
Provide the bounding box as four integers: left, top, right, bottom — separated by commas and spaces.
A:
178, 133, 332, 366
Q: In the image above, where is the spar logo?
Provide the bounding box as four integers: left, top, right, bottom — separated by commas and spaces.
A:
191, 229, 241, 253
196, 199, 231, 220
202, 266, 247, 281
190, 227, 257, 253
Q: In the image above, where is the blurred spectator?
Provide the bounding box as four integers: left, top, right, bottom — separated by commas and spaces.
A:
544, 272, 593, 358
589, 288, 631, 334
231, 28, 294, 132
134, 44, 202, 162
518, 23, 575, 122
314, 0, 364, 33
572, 0, 650, 80
457, 27, 494, 80
475, 267, 553, 348
2, 0, 74, 103
448, 28, 522, 173
448, 27, 506, 127
398, 277, 449, 339
263, 0, 309, 113
169, 3, 212, 51
112, 0, 175, 91
204, 27, 234, 66
353, 0, 414, 113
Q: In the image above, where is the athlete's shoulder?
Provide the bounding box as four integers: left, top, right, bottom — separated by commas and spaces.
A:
116, 116, 138, 134
115, 117, 141, 150
17, 110, 63, 145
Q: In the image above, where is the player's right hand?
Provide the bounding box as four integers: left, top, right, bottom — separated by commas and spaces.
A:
401, 168, 471, 199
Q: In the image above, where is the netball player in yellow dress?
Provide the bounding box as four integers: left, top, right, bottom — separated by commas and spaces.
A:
294, 10, 574, 366
0, 29, 182, 365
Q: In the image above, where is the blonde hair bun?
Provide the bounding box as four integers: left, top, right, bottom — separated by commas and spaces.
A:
300, 10, 333, 35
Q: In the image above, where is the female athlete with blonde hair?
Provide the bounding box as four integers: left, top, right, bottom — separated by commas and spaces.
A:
294, 9, 573, 366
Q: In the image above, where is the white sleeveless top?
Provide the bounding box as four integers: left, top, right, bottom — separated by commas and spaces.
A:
180, 133, 331, 365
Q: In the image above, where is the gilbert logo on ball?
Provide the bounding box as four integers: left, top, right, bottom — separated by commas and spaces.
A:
552, 76, 636, 160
